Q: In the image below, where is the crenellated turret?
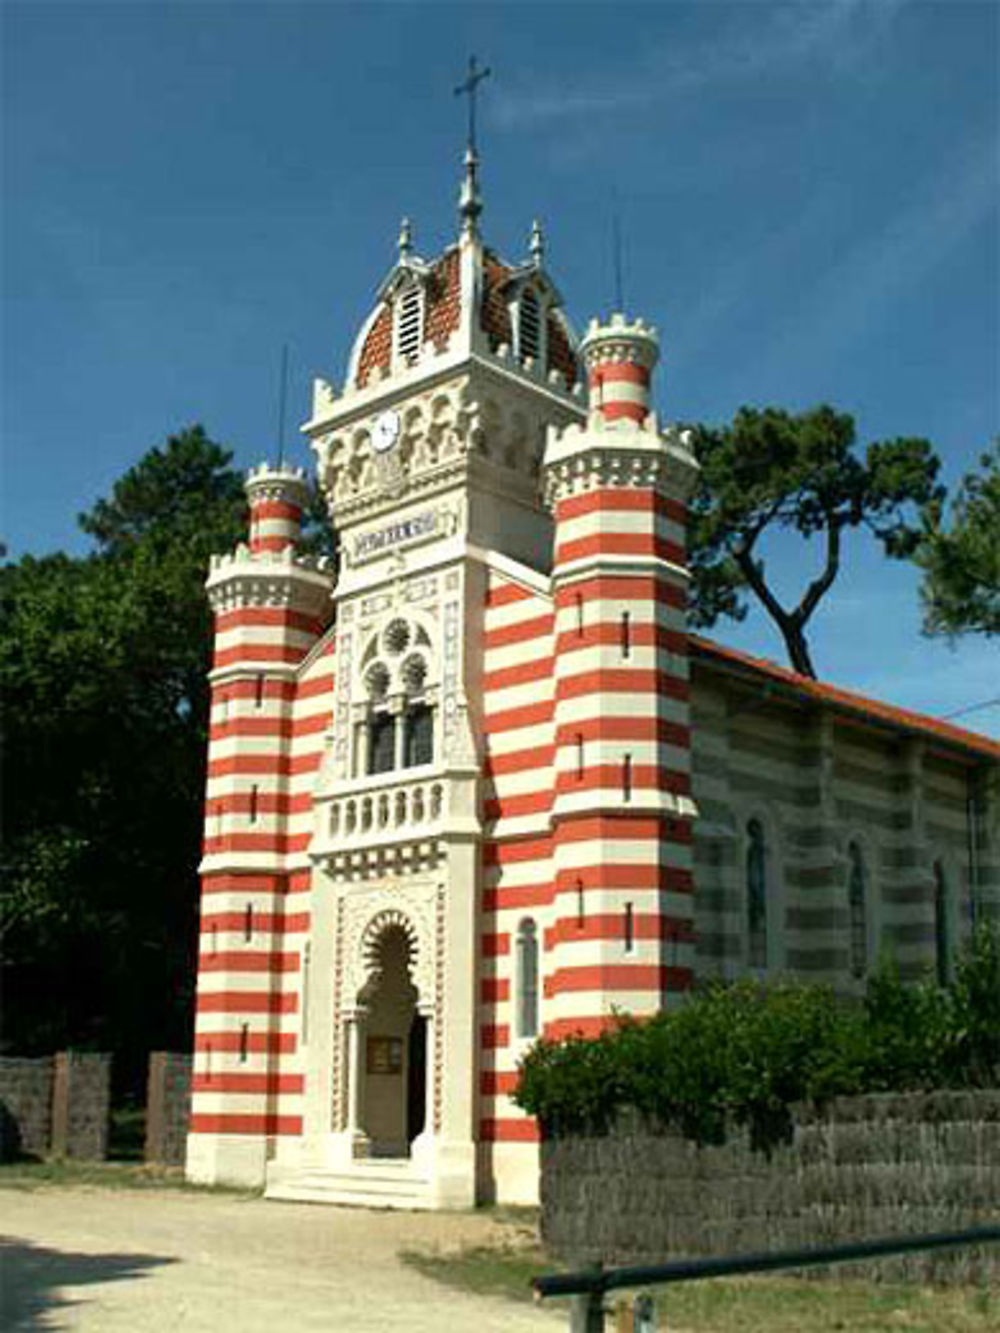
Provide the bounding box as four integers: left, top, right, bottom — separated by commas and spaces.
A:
581, 312, 659, 425
245, 463, 311, 554
187, 461, 335, 1188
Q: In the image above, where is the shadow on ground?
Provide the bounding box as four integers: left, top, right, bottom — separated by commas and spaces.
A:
0, 1235, 175, 1330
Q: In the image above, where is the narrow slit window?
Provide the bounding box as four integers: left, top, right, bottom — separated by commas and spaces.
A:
622, 754, 633, 802
205, 1042, 213, 1083
624, 902, 634, 952
255, 674, 264, 709
244, 903, 253, 942
516, 919, 539, 1038
575, 593, 584, 638
249, 785, 259, 824
848, 842, 867, 979
621, 612, 631, 658
934, 861, 951, 987
210, 926, 218, 957
239, 1023, 249, 1064
576, 733, 584, 780
301, 943, 311, 1046
576, 879, 585, 927
747, 818, 767, 968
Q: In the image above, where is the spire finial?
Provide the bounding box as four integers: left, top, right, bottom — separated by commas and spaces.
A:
459, 145, 483, 238
454, 54, 491, 153
529, 218, 545, 267
454, 56, 491, 239
398, 216, 413, 259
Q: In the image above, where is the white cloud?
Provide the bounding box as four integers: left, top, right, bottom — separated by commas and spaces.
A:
491, 1, 905, 130
744, 135, 998, 383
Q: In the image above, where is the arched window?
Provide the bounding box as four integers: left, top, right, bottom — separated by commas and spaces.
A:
358, 619, 436, 776
934, 861, 952, 986
848, 842, 867, 979
746, 818, 767, 968
403, 703, 433, 767
368, 712, 396, 775
516, 918, 539, 1038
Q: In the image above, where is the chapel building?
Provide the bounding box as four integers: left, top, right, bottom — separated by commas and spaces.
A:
186, 148, 1000, 1208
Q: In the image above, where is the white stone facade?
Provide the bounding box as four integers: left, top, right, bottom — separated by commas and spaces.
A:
186, 181, 1000, 1208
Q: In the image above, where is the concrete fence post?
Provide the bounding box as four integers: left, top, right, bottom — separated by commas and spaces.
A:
50, 1051, 111, 1159
145, 1052, 193, 1165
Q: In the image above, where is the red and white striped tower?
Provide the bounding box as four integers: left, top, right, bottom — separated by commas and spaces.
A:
542, 313, 699, 1036
187, 463, 334, 1186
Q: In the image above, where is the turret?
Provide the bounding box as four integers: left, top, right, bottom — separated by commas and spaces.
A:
581, 313, 659, 425
246, 463, 310, 554
187, 459, 334, 1188
541, 312, 699, 1033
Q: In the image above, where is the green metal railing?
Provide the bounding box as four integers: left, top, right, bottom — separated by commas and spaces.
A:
533, 1225, 1000, 1331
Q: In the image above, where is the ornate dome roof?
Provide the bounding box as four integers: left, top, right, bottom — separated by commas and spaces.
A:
344, 220, 582, 395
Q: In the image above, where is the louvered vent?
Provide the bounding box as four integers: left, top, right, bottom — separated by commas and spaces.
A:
396, 286, 422, 361
519, 288, 541, 362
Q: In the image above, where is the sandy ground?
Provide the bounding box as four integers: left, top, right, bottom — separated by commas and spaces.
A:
0, 1187, 567, 1331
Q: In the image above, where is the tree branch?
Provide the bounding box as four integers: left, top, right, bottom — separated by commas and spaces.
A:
794, 516, 843, 629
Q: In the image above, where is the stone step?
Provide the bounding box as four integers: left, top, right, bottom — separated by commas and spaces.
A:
265, 1161, 434, 1210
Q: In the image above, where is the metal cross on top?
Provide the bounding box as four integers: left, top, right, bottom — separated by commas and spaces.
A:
454, 55, 491, 152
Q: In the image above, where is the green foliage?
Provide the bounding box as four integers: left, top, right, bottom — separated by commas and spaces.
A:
919, 445, 1000, 639
514, 928, 1000, 1152
688, 406, 943, 677
0, 427, 268, 1084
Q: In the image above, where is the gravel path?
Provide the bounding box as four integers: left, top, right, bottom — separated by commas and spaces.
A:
1, 1187, 566, 1331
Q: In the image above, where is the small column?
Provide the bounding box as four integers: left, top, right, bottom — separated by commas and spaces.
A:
345, 1007, 370, 1156
411, 1004, 436, 1173
422, 1007, 436, 1138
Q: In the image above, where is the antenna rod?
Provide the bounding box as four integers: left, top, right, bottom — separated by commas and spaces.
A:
277, 343, 289, 468
613, 211, 624, 314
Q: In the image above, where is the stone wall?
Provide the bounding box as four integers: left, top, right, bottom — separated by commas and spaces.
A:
0, 1056, 55, 1159
145, 1051, 192, 1165
541, 1092, 1000, 1283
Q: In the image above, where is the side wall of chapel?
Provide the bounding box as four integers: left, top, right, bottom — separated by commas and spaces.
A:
691, 673, 996, 988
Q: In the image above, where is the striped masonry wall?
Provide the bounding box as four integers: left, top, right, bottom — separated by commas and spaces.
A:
689, 665, 992, 987
481, 574, 557, 1144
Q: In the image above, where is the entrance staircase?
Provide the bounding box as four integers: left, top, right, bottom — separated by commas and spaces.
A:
265, 1157, 434, 1210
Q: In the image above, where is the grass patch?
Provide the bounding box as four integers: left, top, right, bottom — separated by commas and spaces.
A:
0, 1158, 259, 1197
401, 1239, 998, 1331
402, 1242, 547, 1305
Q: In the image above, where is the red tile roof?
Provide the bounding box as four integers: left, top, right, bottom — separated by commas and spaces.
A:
690, 635, 1000, 762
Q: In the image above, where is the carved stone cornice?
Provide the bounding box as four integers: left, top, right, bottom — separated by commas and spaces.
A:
206, 546, 335, 617
542, 417, 699, 507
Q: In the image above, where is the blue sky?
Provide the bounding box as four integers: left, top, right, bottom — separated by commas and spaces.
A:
3, 1, 997, 733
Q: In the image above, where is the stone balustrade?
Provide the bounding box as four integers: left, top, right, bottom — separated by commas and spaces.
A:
326, 774, 445, 846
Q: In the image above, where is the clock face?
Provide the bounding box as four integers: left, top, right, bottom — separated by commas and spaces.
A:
373, 409, 400, 453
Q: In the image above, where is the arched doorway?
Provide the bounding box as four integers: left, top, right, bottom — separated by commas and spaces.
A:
357, 921, 427, 1157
